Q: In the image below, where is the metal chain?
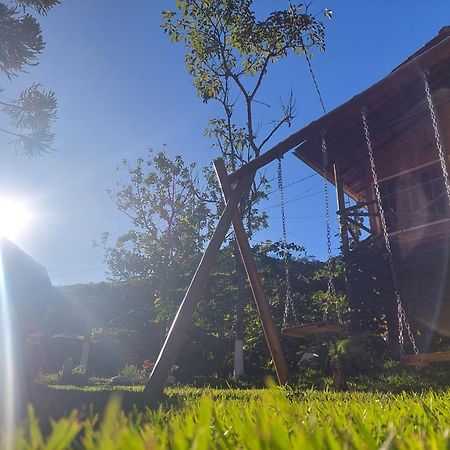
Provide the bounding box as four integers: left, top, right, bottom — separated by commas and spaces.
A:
362, 111, 418, 356
278, 158, 298, 327
303, 42, 343, 322
423, 73, 450, 207
303, 48, 341, 322
304, 47, 327, 116
321, 135, 339, 321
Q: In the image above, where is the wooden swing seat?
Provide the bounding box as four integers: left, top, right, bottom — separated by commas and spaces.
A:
402, 351, 450, 367
282, 321, 346, 338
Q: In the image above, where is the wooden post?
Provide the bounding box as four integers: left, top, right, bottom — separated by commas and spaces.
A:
144, 173, 252, 400
214, 159, 290, 385
333, 159, 355, 330
334, 160, 351, 259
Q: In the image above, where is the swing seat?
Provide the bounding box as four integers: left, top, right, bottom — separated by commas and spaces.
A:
282, 321, 346, 338
401, 351, 450, 367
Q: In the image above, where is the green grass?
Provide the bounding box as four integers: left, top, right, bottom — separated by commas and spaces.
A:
8, 386, 450, 449
45, 384, 145, 392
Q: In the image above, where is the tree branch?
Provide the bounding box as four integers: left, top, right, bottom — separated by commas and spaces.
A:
258, 117, 290, 152
249, 53, 272, 99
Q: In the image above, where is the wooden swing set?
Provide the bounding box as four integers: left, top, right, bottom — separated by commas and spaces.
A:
144, 27, 450, 398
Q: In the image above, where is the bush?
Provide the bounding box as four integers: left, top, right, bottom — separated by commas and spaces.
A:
329, 333, 389, 376
118, 364, 138, 379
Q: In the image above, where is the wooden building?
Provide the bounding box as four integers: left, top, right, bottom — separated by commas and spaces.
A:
294, 26, 450, 250
292, 26, 450, 345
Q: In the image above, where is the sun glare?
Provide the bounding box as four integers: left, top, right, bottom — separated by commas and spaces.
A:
0, 199, 31, 240
0, 252, 17, 450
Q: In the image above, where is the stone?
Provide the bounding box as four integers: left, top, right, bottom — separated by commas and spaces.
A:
110, 376, 135, 386
297, 352, 319, 371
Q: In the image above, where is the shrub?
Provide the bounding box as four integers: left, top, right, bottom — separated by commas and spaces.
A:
118, 364, 138, 379
329, 333, 389, 376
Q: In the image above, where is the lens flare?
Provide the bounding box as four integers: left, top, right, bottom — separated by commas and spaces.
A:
0, 199, 31, 240
0, 251, 18, 449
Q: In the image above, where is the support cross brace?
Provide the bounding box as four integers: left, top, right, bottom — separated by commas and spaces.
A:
214, 159, 290, 385
144, 171, 253, 400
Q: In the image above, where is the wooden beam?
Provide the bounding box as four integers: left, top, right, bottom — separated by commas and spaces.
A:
337, 199, 377, 213
214, 159, 290, 385
346, 217, 372, 235
334, 159, 356, 331
144, 173, 253, 400
348, 234, 383, 254
345, 212, 379, 217
347, 224, 360, 243
334, 160, 351, 259
228, 137, 306, 184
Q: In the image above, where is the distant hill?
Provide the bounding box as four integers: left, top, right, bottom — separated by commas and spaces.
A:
0, 237, 56, 335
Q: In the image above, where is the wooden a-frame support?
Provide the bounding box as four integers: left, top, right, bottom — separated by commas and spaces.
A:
144, 159, 290, 400
214, 160, 290, 385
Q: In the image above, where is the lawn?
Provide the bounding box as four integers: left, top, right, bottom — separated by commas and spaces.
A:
11, 384, 450, 449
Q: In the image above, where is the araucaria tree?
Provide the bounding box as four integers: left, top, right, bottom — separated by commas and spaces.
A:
162, 0, 329, 377
0, 0, 59, 155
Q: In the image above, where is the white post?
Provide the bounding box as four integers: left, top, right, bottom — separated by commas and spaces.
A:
79, 331, 91, 372
233, 339, 245, 378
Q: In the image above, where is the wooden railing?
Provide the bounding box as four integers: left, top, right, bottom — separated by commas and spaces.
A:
336, 180, 450, 249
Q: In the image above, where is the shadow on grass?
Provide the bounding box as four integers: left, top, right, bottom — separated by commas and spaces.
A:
27, 361, 450, 433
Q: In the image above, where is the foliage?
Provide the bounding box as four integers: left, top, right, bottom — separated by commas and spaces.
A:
37, 361, 450, 392
105, 150, 209, 275
10, 387, 450, 448
162, 0, 330, 234
137, 359, 154, 380
172, 240, 343, 382
0, 0, 59, 154
243, 240, 344, 375
73, 365, 86, 375
50, 242, 345, 383
347, 244, 395, 339
49, 282, 160, 335
118, 364, 138, 379
59, 366, 88, 387
104, 149, 211, 320
329, 333, 389, 376
13, 0, 60, 14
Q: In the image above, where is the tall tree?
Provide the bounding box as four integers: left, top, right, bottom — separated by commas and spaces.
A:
0, 0, 59, 155
104, 149, 211, 320
162, 0, 329, 377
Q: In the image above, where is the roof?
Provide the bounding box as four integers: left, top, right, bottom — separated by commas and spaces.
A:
292, 27, 450, 201
394, 26, 450, 70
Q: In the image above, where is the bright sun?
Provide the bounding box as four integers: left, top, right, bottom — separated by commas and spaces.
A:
0, 199, 31, 240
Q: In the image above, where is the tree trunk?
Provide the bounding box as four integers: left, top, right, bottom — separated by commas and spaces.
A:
233, 240, 246, 378
331, 356, 348, 391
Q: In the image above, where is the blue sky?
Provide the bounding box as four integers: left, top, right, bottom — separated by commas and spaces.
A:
0, 1, 449, 285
